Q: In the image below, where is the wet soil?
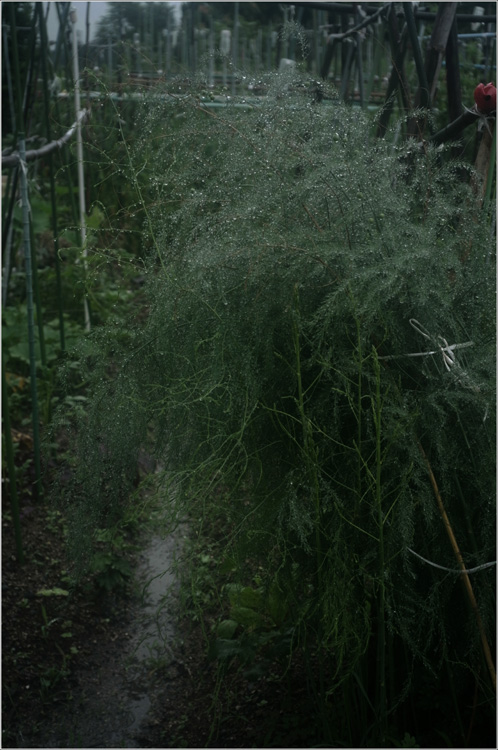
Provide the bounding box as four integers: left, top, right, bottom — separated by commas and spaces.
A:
2, 483, 317, 749
32, 532, 187, 749
2, 486, 188, 748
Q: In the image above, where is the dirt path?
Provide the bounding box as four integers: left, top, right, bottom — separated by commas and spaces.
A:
30, 530, 186, 749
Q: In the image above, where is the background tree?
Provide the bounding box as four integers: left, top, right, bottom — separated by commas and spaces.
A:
93, 2, 176, 49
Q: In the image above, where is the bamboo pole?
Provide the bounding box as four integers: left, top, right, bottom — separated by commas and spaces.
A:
376, 10, 410, 138
419, 443, 496, 691
430, 108, 480, 145
403, 2, 430, 110
445, 17, 462, 123
407, 2, 458, 137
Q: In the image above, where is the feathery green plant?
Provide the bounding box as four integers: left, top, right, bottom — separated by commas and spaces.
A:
51, 68, 495, 745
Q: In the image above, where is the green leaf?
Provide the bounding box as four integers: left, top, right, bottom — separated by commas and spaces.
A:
228, 584, 262, 610
267, 582, 288, 626
14, 195, 51, 234
399, 733, 420, 748
230, 605, 265, 628
208, 637, 241, 662
216, 619, 238, 639
219, 556, 237, 574
86, 205, 105, 230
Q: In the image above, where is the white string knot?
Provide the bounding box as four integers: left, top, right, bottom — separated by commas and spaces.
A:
379, 319, 489, 421
407, 318, 474, 373
378, 318, 474, 372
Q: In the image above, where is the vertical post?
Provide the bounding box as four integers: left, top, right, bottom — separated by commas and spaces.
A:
107, 35, 113, 85
3, 24, 16, 134
208, 14, 214, 88
232, 2, 239, 96
18, 140, 43, 498
166, 28, 172, 75
266, 25, 272, 70
221, 29, 230, 88
355, 14, 364, 107
9, 3, 42, 498
70, 6, 90, 331
445, 17, 462, 123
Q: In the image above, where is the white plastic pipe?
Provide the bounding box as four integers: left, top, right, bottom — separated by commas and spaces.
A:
70, 6, 90, 331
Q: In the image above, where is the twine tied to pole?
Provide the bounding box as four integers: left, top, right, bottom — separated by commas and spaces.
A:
379, 319, 489, 421
407, 547, 496, 575
379, 318, 474, 372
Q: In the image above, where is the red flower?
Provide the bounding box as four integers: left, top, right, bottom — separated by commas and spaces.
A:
473, 82, 496, 115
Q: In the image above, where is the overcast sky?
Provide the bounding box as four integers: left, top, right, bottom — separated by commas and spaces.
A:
44, 2, 109, 42
43, 2, 180, 43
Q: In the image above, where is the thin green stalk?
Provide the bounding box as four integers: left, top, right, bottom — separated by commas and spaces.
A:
291, 287, 321, 586
291, 285, 330, 740
372, 348, 386, 742
38, 2, 65, 351
10, 4, 42, 498
18, 137, 43, 498
355, 311, 363, 517
28, 213, 47, 369
443, 641, 466, 745
108, 96, 164, 273
2, 360, 25, 564
2, 170, 18, 304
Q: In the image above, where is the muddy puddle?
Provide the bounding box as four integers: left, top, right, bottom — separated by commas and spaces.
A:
33, 527, 186, 749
